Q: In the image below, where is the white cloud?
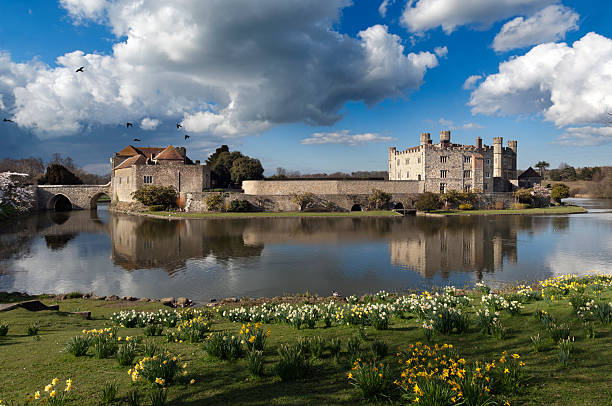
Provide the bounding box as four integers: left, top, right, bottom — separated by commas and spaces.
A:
438, 118, 453, 127
401, 0, 556, 34
558, 126, 612, 146
378, 0, 396, 18
462, 75, 483, 90
140, 117, 160, 130
436, 118, 483, 130
459, 122, 483, 130
301, 130, 395, 146
0, 1, 441, 139
434, 46, 448, 58
82, 162, 111, 174
492, 5, 579, 52
469, 33, 612, 129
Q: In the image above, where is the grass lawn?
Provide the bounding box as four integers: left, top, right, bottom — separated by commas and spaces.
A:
431, 205, 588, 216
143, 210, 402, 219
0, 277, 611, 405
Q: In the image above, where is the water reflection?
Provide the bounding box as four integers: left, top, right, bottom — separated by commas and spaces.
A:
0, 199, 611, 301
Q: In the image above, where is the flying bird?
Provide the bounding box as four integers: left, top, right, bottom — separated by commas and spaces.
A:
76, 67, 84, 73
133, 138, 141, 142
184, 134, 190, 140
3, 118, 14, 122
126, 122, 133, 128
176, 123, 182, 129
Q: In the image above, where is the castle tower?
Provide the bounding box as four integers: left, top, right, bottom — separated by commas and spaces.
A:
507, 140, 517, 154
420, 132, 431, 146
507, 140, 517, 179
440, 130, 451, 148
476, 136, 482, 150
493, 137, 503, 178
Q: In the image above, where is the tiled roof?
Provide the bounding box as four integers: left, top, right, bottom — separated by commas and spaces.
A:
116, 146, 165, 159
155, 145, 184, 160
113, 154, 147, 170
518, 167, 541, 179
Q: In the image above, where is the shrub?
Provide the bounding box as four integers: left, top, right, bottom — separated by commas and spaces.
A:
0, 323, 8, 336
511, 202, 529, 210
291, 192, 316, 211
26, 323, 39, 336
131, 353, 182, 385
205, 193, 224, 211
368, 189, 392, 209
348, 360, 392, 400
228, 199, 250, 212
274, 344, 310, 381
64, 336, 89, 357
247, 350, 264, 377
147, 205, 164, 212
458, 203, 473, 210
551, 183, 570, 203
100, 382, 118, 404
415, 192, 442, 212
144, 324, 164, 337
132, 185, 177, 209
203, 333, 244, 360
66, 291, 82, 299
513, 188, 533, 204
116, 342, 138, 366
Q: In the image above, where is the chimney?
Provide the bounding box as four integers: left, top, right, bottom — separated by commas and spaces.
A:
476, 137, 482, 149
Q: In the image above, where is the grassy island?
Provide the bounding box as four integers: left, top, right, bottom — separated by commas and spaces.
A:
430, 205, 588, 216
1, 274, 611, 405
143, 210, 403, 219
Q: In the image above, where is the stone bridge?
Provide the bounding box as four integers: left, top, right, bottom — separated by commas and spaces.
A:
37, 183, 111, 211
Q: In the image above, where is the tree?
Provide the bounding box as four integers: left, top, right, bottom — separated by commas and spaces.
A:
513, 188, 532, 205
551, 183, 570, 203
205, 145, 229, 166
368, 189, 392, 209
205, 194, 224, 211
37, 164, 82, 185
230, 156, 264, 184
415, 192, 442, 212
211, 151, 244, 187
131, 185, 177, 209
535, 161, 550, 178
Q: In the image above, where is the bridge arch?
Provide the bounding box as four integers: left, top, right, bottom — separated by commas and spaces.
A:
393, 202, 404, 210
47, 194, 73, 211
350, 204, 362, 212
90, 192, 111, 209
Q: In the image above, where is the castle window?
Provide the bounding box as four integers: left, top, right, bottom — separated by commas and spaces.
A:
464, 156, 471, 164
485, 159, 491, 165
463, 170, 471, 178
418, 157, 421, 164
440, 170, 448, 178
440, 183, 446, 193
464, 185, 471, 192
440, 156, 447, 163
484, 183, 488, 191
417, 174, 421, 181
405, 158, 409, 165
144, 175, 153, 184
485, 172, 490, 178
396, 159, 399, 166
406, 172, 409, 179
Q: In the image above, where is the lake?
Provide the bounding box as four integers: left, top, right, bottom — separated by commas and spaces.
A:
1, 198, 611, 302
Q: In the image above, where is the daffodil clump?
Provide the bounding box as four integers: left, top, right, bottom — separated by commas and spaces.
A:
239, 322, 270, 351
347, 359, 392, 400
110, 308, 211, 328
482, 293, 523, 315
129, 352, 184, 385
173, 315, 212, 342
395, 343, 524, 405
539, 274, 612, 301
203, 333, 245, 360
21, 378, 73, 406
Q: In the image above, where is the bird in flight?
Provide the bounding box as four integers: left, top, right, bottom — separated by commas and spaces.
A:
184, 134, 190, 140
126, 122, 133, 128
176, 123, 182, 129
76, 67, 84, 73
3, 118, 14, 122
133, 138, 141, 142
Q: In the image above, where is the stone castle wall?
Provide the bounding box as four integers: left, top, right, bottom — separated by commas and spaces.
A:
242, 180, 424, 196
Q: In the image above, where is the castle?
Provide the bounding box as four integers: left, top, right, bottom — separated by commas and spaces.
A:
110, 145, 211, 203
388, 131, 517, 193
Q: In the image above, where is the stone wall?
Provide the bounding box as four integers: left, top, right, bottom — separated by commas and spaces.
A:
37, 184, 111, 210
242, 180, 424, 196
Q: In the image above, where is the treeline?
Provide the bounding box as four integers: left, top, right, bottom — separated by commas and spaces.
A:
206, 145, 264, 188
269, 167, 388, 180
540, 165, 612, 198
0, 154, 110, 185
546, 164, 603, 182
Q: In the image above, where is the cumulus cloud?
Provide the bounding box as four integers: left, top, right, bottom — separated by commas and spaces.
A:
301, 130, 395, 145
434, 46, 448, 58
0, 1, 441, 139
401, 0, 556, 34
462, 75, 483, 90
140, 117, 160, 130
492, 5, 579, 52
469, 33, 612, 130
436, 118, 483, 130
558, 126, 612, 146
378, 0, 396, 18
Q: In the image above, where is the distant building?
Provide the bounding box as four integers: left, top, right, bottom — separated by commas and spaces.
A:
110, 145, 211, 203
388, 131, 517, 193
517, 167, 542, 188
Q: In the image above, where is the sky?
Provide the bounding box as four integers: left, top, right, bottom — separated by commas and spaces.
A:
1, 0, 611, 175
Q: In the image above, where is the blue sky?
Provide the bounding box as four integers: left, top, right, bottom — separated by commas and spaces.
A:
1, 0, 611, 175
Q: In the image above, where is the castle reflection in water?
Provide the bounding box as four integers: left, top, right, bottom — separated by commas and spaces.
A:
1, 208, 569, 281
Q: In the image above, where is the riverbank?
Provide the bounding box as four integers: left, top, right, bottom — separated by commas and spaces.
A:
140, 210, 403, 220
1, 274, 610, 405
429, 205, 587, 216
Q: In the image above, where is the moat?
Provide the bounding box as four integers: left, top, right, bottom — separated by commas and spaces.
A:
1, 198, 611, 303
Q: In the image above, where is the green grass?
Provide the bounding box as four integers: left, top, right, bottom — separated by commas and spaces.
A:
143, 210, 402, 219
0, 290, 610, 405
431, 205, 588, 216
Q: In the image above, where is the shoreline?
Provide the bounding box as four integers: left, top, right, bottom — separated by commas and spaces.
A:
427, 205, 587, 216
